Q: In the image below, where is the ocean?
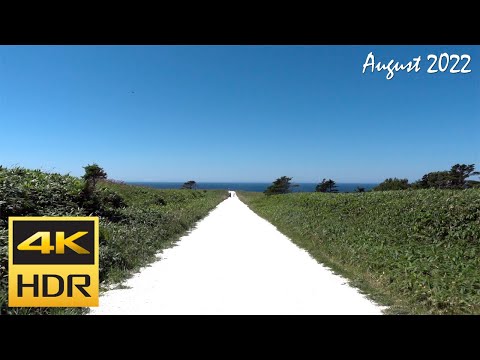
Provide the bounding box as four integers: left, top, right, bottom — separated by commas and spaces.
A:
128, 182, 378, 193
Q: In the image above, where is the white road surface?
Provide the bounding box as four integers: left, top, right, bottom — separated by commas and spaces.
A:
89, 191, 384, 315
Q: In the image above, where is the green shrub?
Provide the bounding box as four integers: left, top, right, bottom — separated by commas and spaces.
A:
373, 178, 410, 191
0, 167, 84, 222
238, 189, 480, 314
0, 166, 227, 315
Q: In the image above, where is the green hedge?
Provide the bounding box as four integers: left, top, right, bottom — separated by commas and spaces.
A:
238, 189, 480, 314
0, 167, 227, 315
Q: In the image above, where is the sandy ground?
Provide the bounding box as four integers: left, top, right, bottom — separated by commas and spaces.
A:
89, 191, 384, 315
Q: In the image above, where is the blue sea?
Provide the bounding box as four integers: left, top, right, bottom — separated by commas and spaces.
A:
128, 182, 378, 193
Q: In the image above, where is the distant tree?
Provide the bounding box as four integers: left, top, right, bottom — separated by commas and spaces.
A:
264, 176, 294, 195
315, 179, 338, 193
412, 171, 451, 189
413, 164, 479, 189
450, 164, 479, 189
82, 163, 107, 188
80, 164, 109, 215
373, 178, 409, 191
181, 180, 197, 190
355, 186, 366, 193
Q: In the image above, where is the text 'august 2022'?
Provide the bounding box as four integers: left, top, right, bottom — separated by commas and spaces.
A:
362, 51, 472, 80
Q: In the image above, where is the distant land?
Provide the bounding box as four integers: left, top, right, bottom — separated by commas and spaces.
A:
128, 182, 379, 193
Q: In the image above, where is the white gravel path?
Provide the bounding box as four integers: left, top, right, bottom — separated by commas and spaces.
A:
89, 191, 384, 315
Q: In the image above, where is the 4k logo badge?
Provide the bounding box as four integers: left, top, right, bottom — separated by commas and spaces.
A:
8, 217, 99, 307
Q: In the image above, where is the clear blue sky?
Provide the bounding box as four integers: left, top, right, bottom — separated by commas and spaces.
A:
0, 45, 478, 183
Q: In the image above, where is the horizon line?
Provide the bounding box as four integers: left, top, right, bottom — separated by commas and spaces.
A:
124, 180, 380, 184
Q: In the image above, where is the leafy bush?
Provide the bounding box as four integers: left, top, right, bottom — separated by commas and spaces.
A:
238, 189, 480, 314
80, 186, 127, 221
0, 166, 227, 315
373, 178, 410, 191
0, 167, 84, 222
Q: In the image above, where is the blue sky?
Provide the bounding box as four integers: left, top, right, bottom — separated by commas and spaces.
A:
0, 45, 478, 182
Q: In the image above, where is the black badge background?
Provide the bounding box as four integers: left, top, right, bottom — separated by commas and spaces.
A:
12, 220, 95, 265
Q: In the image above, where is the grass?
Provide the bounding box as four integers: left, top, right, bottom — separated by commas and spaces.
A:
0, 167, 227, 315
237, 189, 480, 314
96, 182, 227, 286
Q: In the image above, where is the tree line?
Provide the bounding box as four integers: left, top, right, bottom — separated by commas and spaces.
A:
264, 163, 480, 195
73, 163, 480, 196
373, 164, 479, 191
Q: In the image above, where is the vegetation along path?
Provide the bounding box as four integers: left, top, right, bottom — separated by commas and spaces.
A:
89, 191, 383, 315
